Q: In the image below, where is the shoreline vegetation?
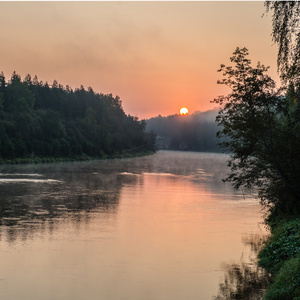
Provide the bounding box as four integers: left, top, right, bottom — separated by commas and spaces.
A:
258, 218, 300, 299
212, 2, 300, 298
0, 71, 156, 164
0, 150, 155, 165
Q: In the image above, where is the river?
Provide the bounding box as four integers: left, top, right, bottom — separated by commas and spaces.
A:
0, 151, 268, 300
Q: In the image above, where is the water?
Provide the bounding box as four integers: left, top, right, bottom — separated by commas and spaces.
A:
0, 151, 267, 300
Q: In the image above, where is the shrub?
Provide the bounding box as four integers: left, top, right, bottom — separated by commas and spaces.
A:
259, 219, 300, 274
264, 254, 300, 300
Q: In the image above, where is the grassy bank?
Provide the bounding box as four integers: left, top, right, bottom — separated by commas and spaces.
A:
0, 150, 155, 165
258, 218, 300, 299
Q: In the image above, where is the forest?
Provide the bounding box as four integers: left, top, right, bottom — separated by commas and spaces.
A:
146, 109, 221, 152
0, 72, 156, 163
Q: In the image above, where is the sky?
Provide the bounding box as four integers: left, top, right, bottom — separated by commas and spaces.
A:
0, 1, 280, 119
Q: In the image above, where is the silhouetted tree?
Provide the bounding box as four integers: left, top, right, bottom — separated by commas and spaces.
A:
213, 47, 300, 221
265, 1, 300, 84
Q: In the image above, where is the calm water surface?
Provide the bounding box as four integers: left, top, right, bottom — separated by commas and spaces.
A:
0, 151, 267, 300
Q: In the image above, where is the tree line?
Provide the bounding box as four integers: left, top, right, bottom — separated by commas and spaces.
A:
146, 109, 222, 152
0, 72, 156, 162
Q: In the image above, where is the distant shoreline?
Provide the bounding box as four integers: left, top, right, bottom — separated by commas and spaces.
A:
0, 150, 155, 165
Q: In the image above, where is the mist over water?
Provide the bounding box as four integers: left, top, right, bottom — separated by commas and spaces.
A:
0, 151, 267, 300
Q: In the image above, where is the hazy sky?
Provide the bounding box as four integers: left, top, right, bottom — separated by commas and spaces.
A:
0, 1, 279, 119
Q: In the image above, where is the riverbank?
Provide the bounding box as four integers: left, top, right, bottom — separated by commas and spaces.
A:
258, 218, 300, 299
0, 150, 155, 165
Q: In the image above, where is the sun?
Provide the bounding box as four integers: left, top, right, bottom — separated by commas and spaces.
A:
180, 107, 189, 115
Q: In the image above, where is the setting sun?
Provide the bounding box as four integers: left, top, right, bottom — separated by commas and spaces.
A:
180, 107, 189, 115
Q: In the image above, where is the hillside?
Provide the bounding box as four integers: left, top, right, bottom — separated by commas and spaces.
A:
145, 109, 221, 152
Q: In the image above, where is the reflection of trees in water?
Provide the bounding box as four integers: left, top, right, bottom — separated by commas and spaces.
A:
0, 152, 249, 244
0, 169, 138, 244
213, 233, 271, 300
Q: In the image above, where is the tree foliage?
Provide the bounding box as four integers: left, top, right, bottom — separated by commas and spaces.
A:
212, 47, 300, 220
0, 71, 156, 162
214, 4, 300, 298
265, 1, 300, 83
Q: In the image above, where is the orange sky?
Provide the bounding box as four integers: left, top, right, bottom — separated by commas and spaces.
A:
0, 1, 279, 119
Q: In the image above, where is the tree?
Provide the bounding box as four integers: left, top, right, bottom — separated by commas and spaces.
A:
0, 72, 5, 112
212, 47, 300, 220
265, 1, 300, 84
23, 74, 32, 86
0, 71, 6, 92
